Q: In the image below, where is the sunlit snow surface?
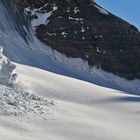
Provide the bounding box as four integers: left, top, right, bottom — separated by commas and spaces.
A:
0, 63, 138, 140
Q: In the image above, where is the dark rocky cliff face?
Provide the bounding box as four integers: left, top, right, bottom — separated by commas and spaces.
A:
20, 0, 140, 80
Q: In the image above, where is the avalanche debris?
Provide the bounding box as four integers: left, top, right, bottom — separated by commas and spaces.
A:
0, 85, 53, 116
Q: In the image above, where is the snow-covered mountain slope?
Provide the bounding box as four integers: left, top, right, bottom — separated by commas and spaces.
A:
0, 0, 140, 95
0, 1, 140, 139
0, 63, 140, 140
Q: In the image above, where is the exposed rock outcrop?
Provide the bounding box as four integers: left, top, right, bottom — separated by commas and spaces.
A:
20, 0, 140, 80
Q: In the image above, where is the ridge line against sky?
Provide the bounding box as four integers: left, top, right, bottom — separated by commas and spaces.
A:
96, 0, 140, 29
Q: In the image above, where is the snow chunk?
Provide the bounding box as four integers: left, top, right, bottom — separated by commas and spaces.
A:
96, 47, 101, 53
67, 7, 70, 12
69, 16, 83, 21
53, 5, 58, 11
0, 46, 17, 85
94, 5, 109, 15
74, 7, 80, 14
81, 26, 85, 32
25, 5, 58, 28
62, 31, 67, 38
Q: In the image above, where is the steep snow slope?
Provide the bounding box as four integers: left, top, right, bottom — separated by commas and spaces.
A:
0, 63, 140, 140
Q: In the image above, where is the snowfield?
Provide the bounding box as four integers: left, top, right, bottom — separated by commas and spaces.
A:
0, 62, 140, 140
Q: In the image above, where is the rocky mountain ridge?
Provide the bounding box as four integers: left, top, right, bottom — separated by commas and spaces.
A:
18, 0, 140, 80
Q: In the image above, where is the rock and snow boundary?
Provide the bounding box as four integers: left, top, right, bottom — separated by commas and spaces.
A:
23, 7, 140, 95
